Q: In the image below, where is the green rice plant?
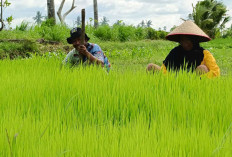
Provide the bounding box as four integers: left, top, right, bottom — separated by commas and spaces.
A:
0, 56, 232, 156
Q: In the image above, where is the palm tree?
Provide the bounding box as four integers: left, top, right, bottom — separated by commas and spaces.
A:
93, 0, 98, 28
47, 0, 56, 24
33, 11, 44, 25
139, 20, 145, 28
190, 0, 230, 38
75, 15, 81, 27
114, 20, 124, 26
100, 16, 109, 25
146, 20, 152, 28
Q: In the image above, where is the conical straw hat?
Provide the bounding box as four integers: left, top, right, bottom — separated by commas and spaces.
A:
166, 20, 211, 42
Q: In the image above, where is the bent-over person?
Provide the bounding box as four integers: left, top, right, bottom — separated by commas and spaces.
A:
147, 20, 220, 78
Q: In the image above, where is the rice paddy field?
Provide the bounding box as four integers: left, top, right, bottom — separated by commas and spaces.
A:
0, 39, 232, 156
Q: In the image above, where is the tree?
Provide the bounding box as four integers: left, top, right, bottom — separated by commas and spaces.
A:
75, 15, 81, 26
146, 20, 152, 28
189, 0, 230, 38
139, 20, 145, 28
93, 0, 98, 28
100, 16, 109, 25
57, 0, 76, 24
33, 11, 44, 25
170, 25, 177, 32
47, 0, 56, 24
163, 26, 167, 31
114, 20, 124, 26
0, 0, 13, 31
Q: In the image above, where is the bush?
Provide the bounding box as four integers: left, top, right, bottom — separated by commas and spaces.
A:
157, 30, 168, 39
134, 27, 146, 40
93, 25, 113, 41
0, 40, 38, 59
33, 20, 70, 42
94, 25, 148, 42
117, 25, 135, 42
15, 21, 30, 31
146, 28, 158, 40
145, 28, 168, 40
222, 28, 232, 38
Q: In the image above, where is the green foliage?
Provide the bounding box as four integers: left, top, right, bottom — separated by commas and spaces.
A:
1, 0, 11, 7
0, 0, 13, 27
146, 20, 152, 28
0, 29, 40, 40
33, 19, 70, 42
33, 11, 44, 25
117, 25, 135, 42
146, 27, 157, 40
134, 27, 146, 40
190, 0, 230, 38
100, 16, 109, 26
145, 28, 168, 40
93, 25, 167, 42
0, 40, 38, 59
15, 21, 30, 31
93, 25, 113, 41
222, 25, 232, 38
41, 18, 56, 27
6, 15, 13, 25
114, 20, 125, 26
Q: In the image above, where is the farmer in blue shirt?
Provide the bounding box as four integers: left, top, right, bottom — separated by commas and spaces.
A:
63, 27, 110, 71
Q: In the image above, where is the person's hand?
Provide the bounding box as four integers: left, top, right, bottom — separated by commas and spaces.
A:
78, 45, 88, 56
196, 65, 209, 75
146, 63, 161, 74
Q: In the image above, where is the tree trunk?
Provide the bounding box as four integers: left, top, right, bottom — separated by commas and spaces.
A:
47, 0, 56, 24
0, 0, 4, 31
93, 0, 98, 28
57, 0, 76, 24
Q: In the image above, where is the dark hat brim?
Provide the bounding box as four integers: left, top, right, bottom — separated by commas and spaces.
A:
67, 34, 90, 44
67, 37, 74, 44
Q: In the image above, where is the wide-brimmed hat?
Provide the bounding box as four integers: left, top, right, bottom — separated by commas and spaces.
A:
166, 20, 211, 42
67, 27, 90, 44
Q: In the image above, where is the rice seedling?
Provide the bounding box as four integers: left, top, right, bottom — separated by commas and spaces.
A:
0, 56, 232, 156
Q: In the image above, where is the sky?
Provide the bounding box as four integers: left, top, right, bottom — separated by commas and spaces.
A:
3, 0, 232, 31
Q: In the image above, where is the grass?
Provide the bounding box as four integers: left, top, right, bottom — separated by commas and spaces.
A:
0, 41, 38, 59
0, 55, 232, 156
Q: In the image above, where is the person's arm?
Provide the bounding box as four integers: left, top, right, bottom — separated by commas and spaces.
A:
63, 49, 75, 65
161, 64, 168, 74
78, 45, 104, 67
201, 50, 220, 78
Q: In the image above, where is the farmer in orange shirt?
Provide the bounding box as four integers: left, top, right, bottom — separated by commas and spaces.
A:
146, 20, 220, 78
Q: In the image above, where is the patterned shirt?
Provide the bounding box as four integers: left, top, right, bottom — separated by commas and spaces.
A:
63, 43, 110, 71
